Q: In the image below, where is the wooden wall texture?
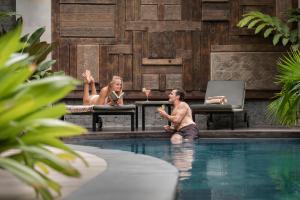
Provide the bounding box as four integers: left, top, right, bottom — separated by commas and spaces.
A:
52, 0, 297, 99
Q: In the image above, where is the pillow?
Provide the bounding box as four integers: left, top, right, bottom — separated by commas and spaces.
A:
205, 96, 228, 105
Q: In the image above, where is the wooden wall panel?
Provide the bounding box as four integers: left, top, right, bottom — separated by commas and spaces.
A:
60, 4, 115, 37
164, 5, 181, 20
132, 31, 142, 90
76, 45, 100, 82
60, 0, 116, 3
52, 0, 297, 100
58, 41, 70, 74
149, 32, 176, 58
142, 74, 159, 89
166, 74, 182, 90
202, 2, 230, 21
141, 5, 158, 20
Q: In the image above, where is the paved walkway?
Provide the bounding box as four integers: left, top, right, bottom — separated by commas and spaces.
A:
0, 149, 107, 200
65, 145, 178, 200
0, 145, 178, 200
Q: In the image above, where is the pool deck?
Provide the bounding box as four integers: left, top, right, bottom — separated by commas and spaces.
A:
0, 145, 178, 200
0, 149, 107, 200
64, 127, 300, 140
65, 145, 178, 200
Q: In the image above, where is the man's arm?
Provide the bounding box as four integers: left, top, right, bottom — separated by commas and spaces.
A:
159, 104, 188, 124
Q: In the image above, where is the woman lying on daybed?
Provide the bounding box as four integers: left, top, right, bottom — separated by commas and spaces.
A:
82, 70, 124, 106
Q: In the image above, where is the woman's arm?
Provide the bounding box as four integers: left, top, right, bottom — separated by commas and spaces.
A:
117, 96, 124, 105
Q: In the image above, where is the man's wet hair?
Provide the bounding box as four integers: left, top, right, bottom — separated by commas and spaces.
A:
175, 89, 185, 101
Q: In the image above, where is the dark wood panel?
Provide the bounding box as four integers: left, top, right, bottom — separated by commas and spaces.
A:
132, 31, 142, 90
60, 27, 115, 37
60, 0, 116, 4
126, 0, 135, 21
134, 0, 141, 20
142, 66, 182, 74
122, 55, 133, 90
142, 58, 182, 65
107, 45, 132, 54
159, 74, 166, 91
200, 22, 211, 91
202, 0, 229, 2
125, 21, 201, 31
142, 0, 181, 4
211, 44, 286, 52
149, 32, 176, 58
181, 0, 201, 20
69, 43, 77, 79
52, 0, 294, 100
60, 4, 115, 37
58, 38, 116, 44
58, 41, 70, 74
99, 46, 111, 88
142, 74, 159, 90
202, 2, 230, 21
166, 74, 182, 90
110, 54, 119, 76
240, 0, 274, 5
192, 30, 201, 90
183, 59, 193, 91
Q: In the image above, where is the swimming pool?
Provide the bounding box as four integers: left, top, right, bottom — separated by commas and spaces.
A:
69, 138, 300, 200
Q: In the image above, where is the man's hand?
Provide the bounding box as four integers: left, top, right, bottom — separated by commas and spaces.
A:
158, 109, 168, 119
163, 125, 174, 133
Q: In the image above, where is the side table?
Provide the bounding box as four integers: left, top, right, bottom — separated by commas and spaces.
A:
135, 101, 172, 130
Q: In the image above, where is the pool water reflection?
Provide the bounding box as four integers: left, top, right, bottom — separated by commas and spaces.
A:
69, 138, 300, 200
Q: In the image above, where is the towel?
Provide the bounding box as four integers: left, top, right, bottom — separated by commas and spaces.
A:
66, 105, 94, 113
205, 96, 228, 105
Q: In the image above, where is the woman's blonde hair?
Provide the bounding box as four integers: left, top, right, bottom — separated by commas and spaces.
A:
107, 75, 123, 98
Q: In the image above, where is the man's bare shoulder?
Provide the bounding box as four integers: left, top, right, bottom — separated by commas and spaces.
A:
179, 101, 190, 108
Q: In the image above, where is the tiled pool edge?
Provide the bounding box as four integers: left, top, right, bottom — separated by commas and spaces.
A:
63, 128, 300, 140
65, 145, 179, 200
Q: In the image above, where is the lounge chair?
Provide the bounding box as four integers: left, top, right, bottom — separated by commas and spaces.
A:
190, 80, 249, 130
64, 104, 136, 131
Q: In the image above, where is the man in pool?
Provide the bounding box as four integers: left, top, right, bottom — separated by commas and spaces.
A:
158, 89, 199, 144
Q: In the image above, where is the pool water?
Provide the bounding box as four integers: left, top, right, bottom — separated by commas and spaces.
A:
69, 138, 300, 200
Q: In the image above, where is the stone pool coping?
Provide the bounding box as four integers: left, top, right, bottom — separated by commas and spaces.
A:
0, 145, 178, 200
0, 149, 107, 200
65, 144, 179, 200
64, 128, 300, 140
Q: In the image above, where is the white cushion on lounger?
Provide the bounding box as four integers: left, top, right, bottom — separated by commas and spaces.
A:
66, 105, 94, 113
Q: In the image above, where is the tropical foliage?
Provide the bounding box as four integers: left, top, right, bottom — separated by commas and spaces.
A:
237, 9, 300, 126
267, 50, 300, 126
237, 10, 300, 50
20, 27, 63, 81
0, 11, 19, 35
0, 12, 62, 80
0, 24, 86, 200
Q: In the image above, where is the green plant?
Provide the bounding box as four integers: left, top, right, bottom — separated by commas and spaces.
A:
20, 27, 63, 80
0, 12, 62, 80
237, 10, 300, 50
267, 50, 300, 126
0, 11, 19, 36
0, 24, 86, 200
237, 9, 300, 126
